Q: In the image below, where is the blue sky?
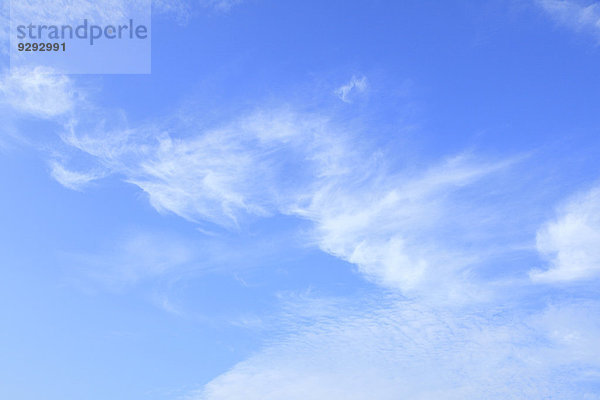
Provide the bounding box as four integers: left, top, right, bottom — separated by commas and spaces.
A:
1, 0, 600, 399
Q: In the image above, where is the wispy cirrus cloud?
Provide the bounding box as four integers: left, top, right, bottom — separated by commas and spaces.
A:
0, 66, 79, 119
296, 154, 515, 294
335, 75, 368, 103
0, 63, 576, 299
55, 105, 520, 295
537, 0, 600, 39
531, 184, 600, 283
49, 160, 104, 190
0, 65, 83, 151
60, 109, 337, 227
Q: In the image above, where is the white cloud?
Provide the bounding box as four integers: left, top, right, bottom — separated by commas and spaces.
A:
531, 185, 600, 282
335, 75, 368, 103
297, 155, 512, 293
190, 295, 600, 400
61, 109, 348, 227
537, 0, 600, 39
0, 66, 78, 118
57, 107, 516, 293
3, 67, 506, 295
49, 160, 103, 191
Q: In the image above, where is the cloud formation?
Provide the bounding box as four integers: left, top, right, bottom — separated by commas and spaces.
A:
537, 0, 600, 39
53, 105, 519, 294
531, 185, 600, 282
49, 161, 104, 191
0, 66, 78, 118
191, 294, 600, 400
335, 75, 368, 103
